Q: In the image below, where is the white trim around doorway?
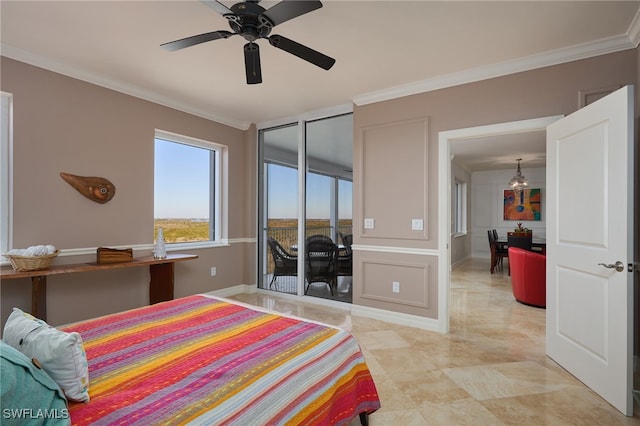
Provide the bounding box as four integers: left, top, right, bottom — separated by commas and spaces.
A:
437, 115, 563, 333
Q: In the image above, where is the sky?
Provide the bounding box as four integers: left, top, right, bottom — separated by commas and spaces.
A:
155, 139, 210, 218
268, 163, 352, 219
154, 139, 352, 220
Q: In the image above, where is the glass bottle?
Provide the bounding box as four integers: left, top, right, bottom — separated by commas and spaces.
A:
154, 227, 167, 259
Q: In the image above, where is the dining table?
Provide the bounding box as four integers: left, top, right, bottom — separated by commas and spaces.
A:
490, 237, 546, 274
496, 237, 547, 254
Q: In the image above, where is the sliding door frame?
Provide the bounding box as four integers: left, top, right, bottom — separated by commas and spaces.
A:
257, 104, 353, 296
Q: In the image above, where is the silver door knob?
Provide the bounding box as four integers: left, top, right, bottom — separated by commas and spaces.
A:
598, 261, 625, 272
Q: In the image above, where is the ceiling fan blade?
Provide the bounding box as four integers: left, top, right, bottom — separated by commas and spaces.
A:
200, 0, 233, 16
244, 42, 262, 84
262, 0, 323, 26
269, 34, 335, 70
161, 31, 234, 51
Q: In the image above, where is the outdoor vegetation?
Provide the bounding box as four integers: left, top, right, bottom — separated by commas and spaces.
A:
154, 219, 209, 243
154, 218, 353, 244
154, 218, 352, 275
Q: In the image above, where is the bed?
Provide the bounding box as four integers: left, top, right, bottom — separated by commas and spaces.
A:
60, 294, 380, 425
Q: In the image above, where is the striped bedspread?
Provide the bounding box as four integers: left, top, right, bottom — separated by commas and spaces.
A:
63, 295, 380, 425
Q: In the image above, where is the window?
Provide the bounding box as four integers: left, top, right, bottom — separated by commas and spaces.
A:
1, 92, 12, 255
154, 130, 227, 247
338, 178, 353, 236
453, 180, 467, 235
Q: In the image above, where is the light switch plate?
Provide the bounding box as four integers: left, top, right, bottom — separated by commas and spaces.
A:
412, 219, 424, 230
364, 218, 375, 229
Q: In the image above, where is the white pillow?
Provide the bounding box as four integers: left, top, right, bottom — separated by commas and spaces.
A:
3, 308, 89, 402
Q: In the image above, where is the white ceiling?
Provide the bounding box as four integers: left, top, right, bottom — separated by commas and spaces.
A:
2, 1, 639, 170
263, 113, 354, 171
450, 130, 546, 172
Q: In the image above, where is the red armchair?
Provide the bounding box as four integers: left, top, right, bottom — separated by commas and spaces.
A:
508, 247, 546, 308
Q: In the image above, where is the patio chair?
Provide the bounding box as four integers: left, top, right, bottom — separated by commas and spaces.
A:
305, 235, 339, 295
267, 237, 297, 288
337, 233, 353, 277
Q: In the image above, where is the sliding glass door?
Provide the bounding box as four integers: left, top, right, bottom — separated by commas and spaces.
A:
258, 113, 352, 302
303, 115, 353, 302
258, 123, 300, 294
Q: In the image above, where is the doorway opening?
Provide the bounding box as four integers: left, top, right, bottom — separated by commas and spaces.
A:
437, 115, 563, 333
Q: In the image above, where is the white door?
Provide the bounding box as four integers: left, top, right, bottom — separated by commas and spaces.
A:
546, 85, 634, 415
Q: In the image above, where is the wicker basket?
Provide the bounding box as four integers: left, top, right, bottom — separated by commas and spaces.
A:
3, 250, 59, 272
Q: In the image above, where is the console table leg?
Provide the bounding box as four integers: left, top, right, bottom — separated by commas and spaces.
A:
31, 276, 47, 321
149, 263, 175, 304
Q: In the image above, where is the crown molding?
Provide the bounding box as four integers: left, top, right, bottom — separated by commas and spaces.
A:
628, 5, 640, 47
352, 34, 636, 107
0, 44, 251, 131
255, 103, 353, 130
2, 24, 637, 128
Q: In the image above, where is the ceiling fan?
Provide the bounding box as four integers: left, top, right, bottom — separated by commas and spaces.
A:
161, 0, 336, 84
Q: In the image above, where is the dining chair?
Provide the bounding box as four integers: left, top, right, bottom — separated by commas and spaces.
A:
487, 230, 496, 272
492, 229, 508, 256
488, 230, 508, 273
507, 232, 533, 275
507, 232, 533, 251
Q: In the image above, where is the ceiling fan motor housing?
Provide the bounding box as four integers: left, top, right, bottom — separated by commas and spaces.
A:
227, 1, 274, 42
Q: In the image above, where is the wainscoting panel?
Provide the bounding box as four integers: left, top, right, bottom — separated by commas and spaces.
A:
353, 249, 438, 319
358, 117, 429, 241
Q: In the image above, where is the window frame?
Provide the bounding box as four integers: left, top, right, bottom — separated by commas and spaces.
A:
453, 179, 467, 236
1, 92, 13, 258
154, 129, 228, 250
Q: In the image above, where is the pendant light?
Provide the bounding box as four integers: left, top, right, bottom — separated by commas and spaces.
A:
508, 158, 529, 195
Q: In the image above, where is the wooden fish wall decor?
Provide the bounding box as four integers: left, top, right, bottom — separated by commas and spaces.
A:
60, 172, 116, 204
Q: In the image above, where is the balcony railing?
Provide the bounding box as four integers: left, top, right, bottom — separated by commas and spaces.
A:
264, 224, 352, 276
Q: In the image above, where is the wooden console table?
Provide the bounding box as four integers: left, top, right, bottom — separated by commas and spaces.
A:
0, 254, 198, 321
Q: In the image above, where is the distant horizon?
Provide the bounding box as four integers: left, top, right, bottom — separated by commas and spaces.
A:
155, 217, 210, 220
155, 142, 352, 219
154, 217, 351, 221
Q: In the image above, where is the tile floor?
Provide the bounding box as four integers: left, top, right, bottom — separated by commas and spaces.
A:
229, 258, 640, 425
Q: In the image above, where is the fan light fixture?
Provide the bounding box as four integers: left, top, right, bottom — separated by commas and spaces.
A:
508, 158, 529, 195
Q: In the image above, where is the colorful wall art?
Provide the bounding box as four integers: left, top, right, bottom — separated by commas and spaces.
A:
504, 188, 541, 221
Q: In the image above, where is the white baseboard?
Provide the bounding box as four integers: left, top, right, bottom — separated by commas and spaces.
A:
451, 255, 471, 270
350, 304, 440, 332
205, 284, 256, 298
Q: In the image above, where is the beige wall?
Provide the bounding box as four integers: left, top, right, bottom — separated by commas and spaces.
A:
1, 47, 638, 328
634, 45, 640, 375
352, 49, 638, 319
0, 57, 256, 327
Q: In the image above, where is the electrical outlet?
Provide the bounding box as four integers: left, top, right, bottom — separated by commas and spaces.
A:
210, 267, 217, 276
392, 281, 400, 293
364, 218, 375, 229
411, 219, 424, 230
